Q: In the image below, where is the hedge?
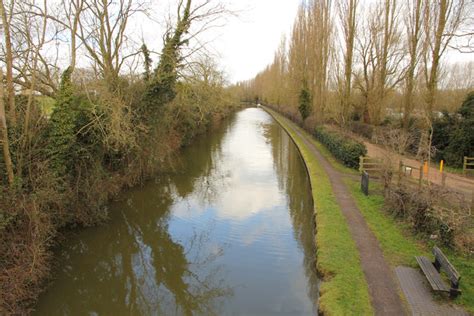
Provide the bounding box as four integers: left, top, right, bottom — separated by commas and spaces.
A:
314, 127, 367, 169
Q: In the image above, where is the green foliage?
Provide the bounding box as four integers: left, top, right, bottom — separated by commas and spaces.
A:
142, 0, 192, 112
314, 127, 367, 169
298, 87, 311, 121
46, 67, 96, 179
141, 44, 153, 82
433, 92, 474, 167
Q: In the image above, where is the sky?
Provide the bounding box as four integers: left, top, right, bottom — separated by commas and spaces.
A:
177, 0, 472, 84
210, 0, 300, 83
136, 0, 301, 84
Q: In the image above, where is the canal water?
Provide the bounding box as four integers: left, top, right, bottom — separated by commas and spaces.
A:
34, 108, 319, 315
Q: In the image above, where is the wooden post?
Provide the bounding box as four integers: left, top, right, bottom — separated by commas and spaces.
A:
439, 160, 444, 173
397, 160, 403, 185
419, 162, 424, 189
359, 156, 363, 173
361, 171, 369, 196
464, 156, 467, 175
471, 190, 474, 212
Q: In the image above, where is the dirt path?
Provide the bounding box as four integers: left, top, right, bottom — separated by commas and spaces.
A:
363, 141, 474, 198
279, 118, 407, 315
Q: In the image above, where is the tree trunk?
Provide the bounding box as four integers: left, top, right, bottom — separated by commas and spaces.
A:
0, 69, 15, 185
0, 0, 16, 124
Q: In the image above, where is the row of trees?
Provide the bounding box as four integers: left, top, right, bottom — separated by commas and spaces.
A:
238, 0, 473, 128
0, 0, 234, 313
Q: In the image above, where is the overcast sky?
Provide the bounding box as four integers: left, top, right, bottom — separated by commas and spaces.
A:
210, 0, 300, 83
192, 0, 472, 84
135, 0, 300, 84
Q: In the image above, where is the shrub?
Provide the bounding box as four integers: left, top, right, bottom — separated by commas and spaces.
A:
350, 121, 374, 139
298, 87, 311, 121
314, 127, 367, 169
46, 68, 99, 180
385, 184, 471, 250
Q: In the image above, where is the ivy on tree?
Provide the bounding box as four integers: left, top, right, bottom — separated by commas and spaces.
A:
298, 86, 312, 121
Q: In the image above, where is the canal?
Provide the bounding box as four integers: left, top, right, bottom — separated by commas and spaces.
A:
34, 108, 319, 315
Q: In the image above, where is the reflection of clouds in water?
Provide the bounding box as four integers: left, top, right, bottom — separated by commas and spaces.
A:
173, 108, 286, 222
215, 185, 282, 220
212, 109, 284, 221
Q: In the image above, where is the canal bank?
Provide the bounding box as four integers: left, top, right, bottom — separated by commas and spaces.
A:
264, 106, 409, 315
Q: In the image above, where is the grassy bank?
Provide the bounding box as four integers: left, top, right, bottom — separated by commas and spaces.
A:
265, 108, 373, 315
311, 120, 474, 312
346, 179, 474, 313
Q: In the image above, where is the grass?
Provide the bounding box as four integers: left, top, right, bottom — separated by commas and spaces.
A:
345, 180, 427, 267
267, 108, 373, 315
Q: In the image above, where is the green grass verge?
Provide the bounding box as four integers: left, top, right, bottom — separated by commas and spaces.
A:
266, 108, 373, 315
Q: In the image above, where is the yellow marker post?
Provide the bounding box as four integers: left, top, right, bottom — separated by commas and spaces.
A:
440, 160, 444, 173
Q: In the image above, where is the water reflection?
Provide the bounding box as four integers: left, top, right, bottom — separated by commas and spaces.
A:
35, 108, 318, 315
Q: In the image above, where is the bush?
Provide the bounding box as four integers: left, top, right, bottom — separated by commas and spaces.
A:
314, 127, 367, 169
432, 91, 474, 167
350, 121, 374, 139
385, 184, 470, 249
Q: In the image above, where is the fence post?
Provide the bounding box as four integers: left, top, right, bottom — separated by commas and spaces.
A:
419, 161, 424, 189
471, 190, 474, 212
359, 156, 363, 173
464, 156, 467, 175
397, 160, 403, 185
361, 171, 369, 196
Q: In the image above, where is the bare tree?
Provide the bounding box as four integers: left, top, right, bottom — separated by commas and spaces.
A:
287, 5, 309, 109
0, 0, 16, 123
76, 0, 145, 92
0, 68, 14, 184
62, 0, 85, 72
337, 0, 358, 125
19, 0, 48, 174
355, 0, 405, 124
403, 0, 424, 128
308, 0, 332, 122
422, 0, 468, 119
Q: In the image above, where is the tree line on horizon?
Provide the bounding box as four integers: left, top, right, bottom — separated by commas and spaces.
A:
237, 0, 473, 129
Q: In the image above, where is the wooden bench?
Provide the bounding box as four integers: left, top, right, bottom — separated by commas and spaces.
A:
415, 247, 461, 298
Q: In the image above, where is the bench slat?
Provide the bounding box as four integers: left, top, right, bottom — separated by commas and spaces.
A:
433, 247, 461, 286
416, 256, 450, 292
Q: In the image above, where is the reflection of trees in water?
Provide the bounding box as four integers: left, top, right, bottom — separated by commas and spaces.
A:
266, 121, 320, 307
51, 154, 233, 315
169, 115, 238, 205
